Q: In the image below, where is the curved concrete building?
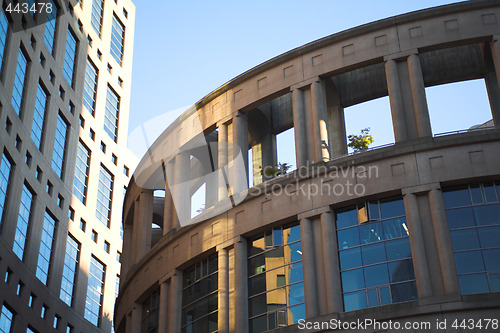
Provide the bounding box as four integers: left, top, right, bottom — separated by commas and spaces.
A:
117, 1, 500, 332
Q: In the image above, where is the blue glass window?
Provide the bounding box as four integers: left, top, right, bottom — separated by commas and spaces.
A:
96, 165, 113, 227
336, 198, 417, 312
36, 211, 57, 285
73, 141, 90, 204
83, 58, 98, 115
0, 153, 12, 225
63, 30, 77, 85
31, 84, 48, 149
444, 183, 500, 294
182, 254, 218, 333
85, 256, 105, 326
12, 49, 28, 114
0, 10, 9, 70
13, 185, 33, 260
60, 234, 80, 307
0, 304, 13, 333
104, 86, 119, 141
141, 290, 159, 333
52, 114, 68, 178
43, 0, 57, 53
110, 15, 125, 64
247, 223, 305, 332
91, 0, 104, 35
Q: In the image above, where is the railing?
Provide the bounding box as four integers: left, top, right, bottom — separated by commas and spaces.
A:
434, 125, 500, 137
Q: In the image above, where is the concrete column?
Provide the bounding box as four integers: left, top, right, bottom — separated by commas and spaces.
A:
300, 218, 318, 318
403, 193, 432, 298
488, 38, 500, 125
163, 179, 172, 235
292, 88, 308, 167
121, 224, 133, 276
385, 59, 407, 142
325, 79, 347, 158
232, 113, 249, 195
158, 281, 169, 333
133, 191, 153, 264
428, 188, 461, 295
168, 271, 182, 333
311, 80, 330, 162
130, 304, 142, 333
321, 212, 343, 313
407, 54, 432, 137
218, 122, 229, 201
218, 248, 229, 333
172, 153, 190, 228
234, 239, 248, 333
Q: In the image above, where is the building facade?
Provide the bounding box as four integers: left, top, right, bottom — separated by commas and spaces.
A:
0, 0, 136, 332
117, 1, 500, 333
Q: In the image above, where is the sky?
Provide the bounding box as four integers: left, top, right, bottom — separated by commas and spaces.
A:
127, 0, 493, 167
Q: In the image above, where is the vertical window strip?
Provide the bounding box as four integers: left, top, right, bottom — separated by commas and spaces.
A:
52, 114, 67, 178
43, 0, 57, 53
96, 165, 113, 227
63, 30, 77, 85
104, 87, 119, 141
110, 15, 124, 64
0, 153, 12, 224
60, 234, 80, 307
31, 84, 48, 149
0, 304, 14, 333
91, 0, 104, 36
13, 184, 33, 260
73, 141, 90, 204
83, 58, 98, 115
0, 10, 9, 69
12, 49, 27, 115
84, 256, 105, 326
36, 211, 57, 285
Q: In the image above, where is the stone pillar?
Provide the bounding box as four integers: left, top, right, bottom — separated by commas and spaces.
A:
218, 122, 229, 201
163, 179, 172, 235
428, 188, 461, 295
232, 113, 249, 195
121, 223, 132, 276
292, 88, 308, 167
168, 271, 182, 333
311, 80, 330, 162
300, 218, 318, 318
218, 247, 229, 333
172, 153, 190, 228
130, 304, 142, 333
321, 212, 343, 313
488, 38, 500, 125
403, 193, 432, 298
407, 54, 432, 137
325, 79, 347, 158
158, 281, 169, 333
234, 239, 248, 333
385, 59, 407, 142
133, 191, 153, 264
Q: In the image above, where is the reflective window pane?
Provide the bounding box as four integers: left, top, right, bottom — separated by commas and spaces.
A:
339, 247, 362, 271
477, 226, 500, 248
338, 228, 359, 249
380, 198, 405, 218
361, 242, 386, 265
336, 208, 357, 229
359, 221, 383, 244
364, 264, 389, 288
482, 249, 500, 271
341, 268, 364, 292
388, 259, 414, 283
443, 187, 471, 208
343, 290, 367, 312
454, 251, 485, 274
390, 281, 417, 303
473, 205, 500, 226
459, 274, 489, 295
450, 229, 480, 251
385, 238, 411, 261
446, 207, 475, 229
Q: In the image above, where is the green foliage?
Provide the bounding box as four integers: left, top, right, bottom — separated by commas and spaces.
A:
260, 162, 291, 178
348, 128, 374, 153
